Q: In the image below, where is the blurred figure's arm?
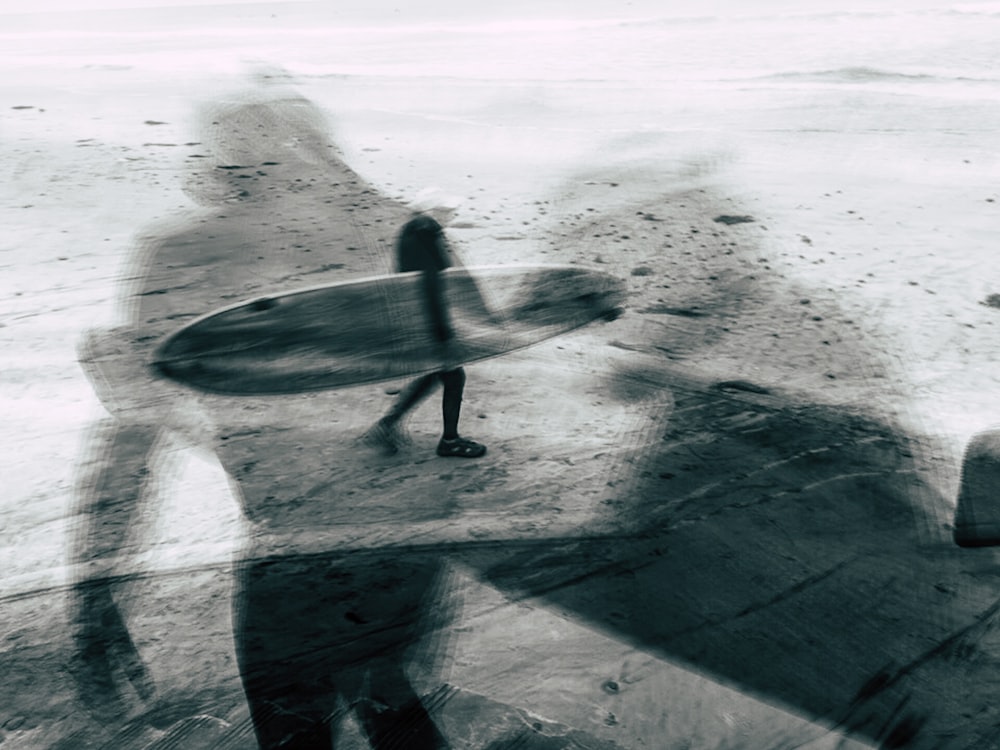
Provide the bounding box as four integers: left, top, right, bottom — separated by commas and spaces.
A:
69, 416, 161, 715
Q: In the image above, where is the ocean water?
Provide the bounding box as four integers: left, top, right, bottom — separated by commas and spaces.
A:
5, 1, 998, 176
5, 2, 1000, 91
3, 2, 997, 141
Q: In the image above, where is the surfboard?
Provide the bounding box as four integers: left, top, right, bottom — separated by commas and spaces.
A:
152, 264, 627, 395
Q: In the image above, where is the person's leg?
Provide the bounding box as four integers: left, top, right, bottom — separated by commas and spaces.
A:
439, 367, 465, 440
367, 374, 439, 454
437, 368, 486, 458
387, 373, 440, 424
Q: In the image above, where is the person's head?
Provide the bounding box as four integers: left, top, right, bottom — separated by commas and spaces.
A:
409, 187, 463, 226
183, 75, 338, 206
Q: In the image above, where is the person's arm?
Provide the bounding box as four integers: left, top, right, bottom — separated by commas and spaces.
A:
421, 266, 454, 342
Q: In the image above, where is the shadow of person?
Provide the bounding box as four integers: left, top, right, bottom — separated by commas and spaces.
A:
72, 77, 453, 749
473, 386, 943, 744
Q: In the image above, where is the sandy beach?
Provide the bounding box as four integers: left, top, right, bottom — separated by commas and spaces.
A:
3, 2, 1000, 749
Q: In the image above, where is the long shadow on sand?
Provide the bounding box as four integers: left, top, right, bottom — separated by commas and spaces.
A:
473, 380, 991, 748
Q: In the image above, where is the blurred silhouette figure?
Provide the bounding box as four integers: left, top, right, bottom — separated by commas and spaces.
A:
72, 75, 452, 749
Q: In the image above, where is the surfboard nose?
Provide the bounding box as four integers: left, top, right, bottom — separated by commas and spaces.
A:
573, 289, 625, 321
508, 266, 627, 327
580, 269, 628, 318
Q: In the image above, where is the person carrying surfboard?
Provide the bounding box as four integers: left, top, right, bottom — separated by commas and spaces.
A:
367, 190, 487, 458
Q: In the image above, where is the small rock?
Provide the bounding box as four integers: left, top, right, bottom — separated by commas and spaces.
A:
631, 266, 653, 276
981, 294, 1000, 310
713, 214, 755, 225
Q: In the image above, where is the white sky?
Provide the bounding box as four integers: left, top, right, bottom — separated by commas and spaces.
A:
0, 0, 960, 16
0, 0, 304, 13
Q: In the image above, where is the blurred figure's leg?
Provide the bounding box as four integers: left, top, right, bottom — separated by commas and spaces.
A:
367, 374, 441, 454
234, 552, 449, 749
356, 659, 449, 750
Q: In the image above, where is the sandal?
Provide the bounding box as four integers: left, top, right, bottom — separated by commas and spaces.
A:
436, 437, 487, 458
